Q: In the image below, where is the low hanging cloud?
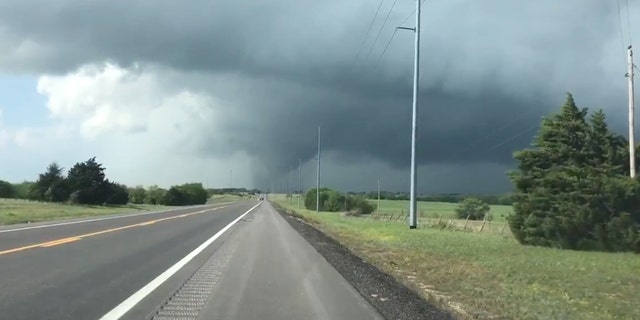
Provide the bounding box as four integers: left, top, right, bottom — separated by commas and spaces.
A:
0, 0, 638, 192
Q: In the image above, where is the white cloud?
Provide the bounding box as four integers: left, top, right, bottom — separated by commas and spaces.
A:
37, 63, 161, 139
0, 62, 254, 187
35, 62, 223, 145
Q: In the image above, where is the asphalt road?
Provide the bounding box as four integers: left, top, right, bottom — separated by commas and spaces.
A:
0, 201, 384, 320
0, 202, 256, 320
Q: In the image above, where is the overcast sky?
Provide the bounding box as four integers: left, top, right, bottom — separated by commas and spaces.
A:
0, 0, 638, 194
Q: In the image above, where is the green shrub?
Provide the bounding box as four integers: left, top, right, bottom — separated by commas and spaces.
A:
350, 196, 375, 215
455, 197, 490, 220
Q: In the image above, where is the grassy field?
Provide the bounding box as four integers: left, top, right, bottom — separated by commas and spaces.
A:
273, 197, 640, 320
0, 198, 166, 225
373, 199, 512, 222
209, 194, 251, 203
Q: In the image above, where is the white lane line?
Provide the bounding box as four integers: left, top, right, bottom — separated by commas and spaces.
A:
98, 201, 263, 320
0, 202, 237, 234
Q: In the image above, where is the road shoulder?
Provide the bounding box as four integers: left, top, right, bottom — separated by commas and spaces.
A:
197, 202, 384, 320
273, 203, 456, 320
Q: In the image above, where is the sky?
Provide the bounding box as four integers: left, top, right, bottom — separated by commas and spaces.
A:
0, 0, 638, 194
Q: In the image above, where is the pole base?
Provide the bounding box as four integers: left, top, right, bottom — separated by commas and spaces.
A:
409, 225, 417, 229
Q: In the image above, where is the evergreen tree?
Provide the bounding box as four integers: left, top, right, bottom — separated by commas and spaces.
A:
508, 93, 640, 252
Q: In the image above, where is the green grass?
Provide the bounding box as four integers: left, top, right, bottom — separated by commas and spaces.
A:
209, 194, 249, 203
0, 198, 167, 225
373, 199, 512, 222
273, 197, 640, 320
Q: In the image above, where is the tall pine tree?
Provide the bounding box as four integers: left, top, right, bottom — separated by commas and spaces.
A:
509, 93, 640, 252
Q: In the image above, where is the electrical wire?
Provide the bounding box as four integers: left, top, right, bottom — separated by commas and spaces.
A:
373, 0, 428, 70
374, 29, 398, 67
617, 0, 629, 64
400, 0, 426, 27
352, 0, 386, 66
364, 0, 399, 62
485, 123, 540, 151
447, 107, 544, 159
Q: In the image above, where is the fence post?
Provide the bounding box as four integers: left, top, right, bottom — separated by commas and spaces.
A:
437, 215, 443, 225
463, 215, 470, 231
500, 221, 507, 234
480, 218, 487, 232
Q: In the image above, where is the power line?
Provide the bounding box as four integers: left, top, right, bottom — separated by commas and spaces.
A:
617, 0, 629, 64
400, 0, 426, 27
485, 123, 540, 151
374, 0, 428, 69
364, 0, 399, 62
374, 29, 398, 67
352, 0, 386, 66
448, 108, 543, 159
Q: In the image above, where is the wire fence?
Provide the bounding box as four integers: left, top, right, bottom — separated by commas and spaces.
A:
367, 212, 512, 236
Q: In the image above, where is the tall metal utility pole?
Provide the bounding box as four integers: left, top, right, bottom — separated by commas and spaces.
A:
288, 166, 292, 203
229, 169, 232, 190
316, 126, 321, 213
298, 158, 302, 208
377, 179, 381, 215
628, 45, 636, 178
397, 0, 420, 229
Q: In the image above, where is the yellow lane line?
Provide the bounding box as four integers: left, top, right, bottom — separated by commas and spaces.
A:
40, 237, 81, 247
0, 206, 229, 256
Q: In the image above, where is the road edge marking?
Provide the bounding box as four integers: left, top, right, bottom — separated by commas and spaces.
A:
98, 201, 262, 320
0, 202, 237, 234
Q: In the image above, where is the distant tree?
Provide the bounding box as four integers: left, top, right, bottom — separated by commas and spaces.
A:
44, 179, 70, 203
159, 183, 208, 206
129, 186, 147, 204
178, 183, 208, 205
455, 197, 491, 220
0, 180, 15, 198
304, 188, 341, 211
145, 185, 166, 205
66, 157, 110, 205
12, 181, 35, 199
162, 186, 186, 206
106, 183, 129, 205
31, 162, 67, 202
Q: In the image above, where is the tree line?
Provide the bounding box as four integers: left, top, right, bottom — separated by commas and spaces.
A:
362, 191, 514, 205
509, 94, 640, 253
0, 157, 209, 206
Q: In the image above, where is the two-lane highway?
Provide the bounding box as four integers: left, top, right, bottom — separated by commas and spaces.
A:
1, 200, 388, 320
0, 202, 257, 320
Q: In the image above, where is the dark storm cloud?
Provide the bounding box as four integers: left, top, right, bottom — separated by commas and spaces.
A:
0, 0, 632, 190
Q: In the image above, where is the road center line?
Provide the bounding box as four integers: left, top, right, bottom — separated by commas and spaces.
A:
0, 206, 229, 256
0, 202, 237, 234
98, 201, 262, 320
40, 237, 81, 247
